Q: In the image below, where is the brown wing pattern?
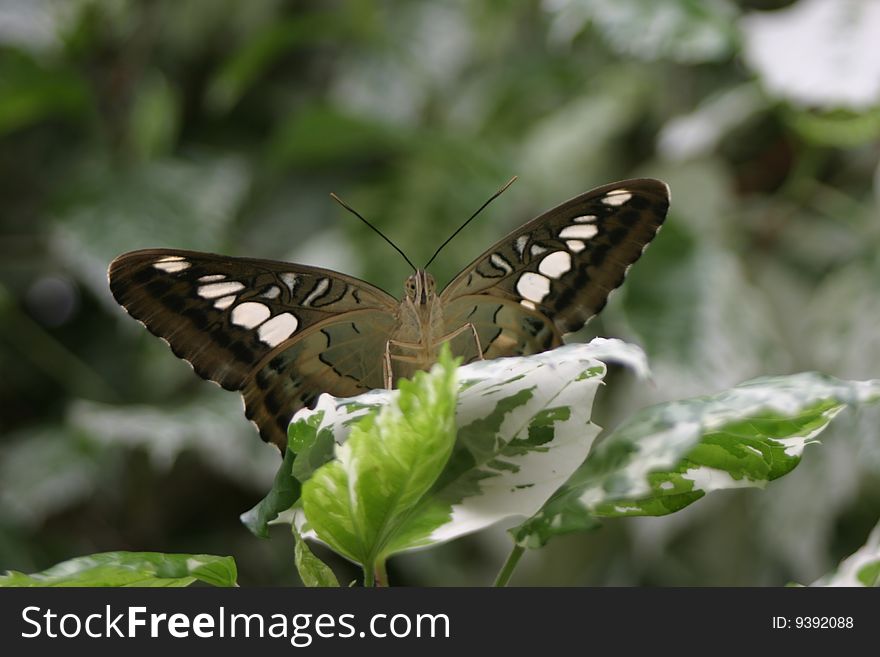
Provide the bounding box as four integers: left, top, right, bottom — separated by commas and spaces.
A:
440, 179, 669, 344
440, 295, 563, 365
109, 248, 398, 449
241, 309, 396, 449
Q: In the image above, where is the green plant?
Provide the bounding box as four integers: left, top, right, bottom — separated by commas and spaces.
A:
5, 338, 880, 588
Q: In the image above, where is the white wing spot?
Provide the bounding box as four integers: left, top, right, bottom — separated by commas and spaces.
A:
156, 255, 185, 262
153, 260, 190, 273
231, 302, 271, 329
198, 281, 245, 298
261, 285, 281, 299
530, 244, 548, 257
214, 295, 236, 310
573, 215, 597, 223
280, 272, 298, 292
490, 253, 513, 274
602, 191, 632, 206
303, 278, 330, 306
566, 239, 586, 253
560, 225, 598, 240
516, 272, 551, 303
258, 313, 299, 347
514, 235, 529, 257
521, 300, 536, 310
538, 251, 572, 278
198, 274, 226, 283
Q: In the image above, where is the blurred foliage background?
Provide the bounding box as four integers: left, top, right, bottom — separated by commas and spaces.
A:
1, 0, 879, 586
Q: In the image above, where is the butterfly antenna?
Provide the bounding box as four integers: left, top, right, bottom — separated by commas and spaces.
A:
330, 193, 418, 272
424, 176, 518, 269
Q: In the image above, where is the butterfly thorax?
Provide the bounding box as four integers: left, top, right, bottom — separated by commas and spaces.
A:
388, 269, 445, 380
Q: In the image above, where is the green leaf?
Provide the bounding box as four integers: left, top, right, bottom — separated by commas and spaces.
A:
241, 445, 300, 538
807, 521, 880, 587
301, 345, 459, 570
512, 373, 880, 548
290, 411, 337, 483
0, 552, 238, 587
293, 527, 339, 588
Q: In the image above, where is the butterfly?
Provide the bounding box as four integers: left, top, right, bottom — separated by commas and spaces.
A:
109, 178, 669, 451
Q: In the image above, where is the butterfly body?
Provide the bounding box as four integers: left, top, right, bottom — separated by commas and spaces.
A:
109, 178, 670, 451
387, 269, 447, 383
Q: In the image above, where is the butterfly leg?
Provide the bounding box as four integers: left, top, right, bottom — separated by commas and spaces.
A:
384, 338, 432, 388
438, 322, 484, 361
383, 341, 392, 389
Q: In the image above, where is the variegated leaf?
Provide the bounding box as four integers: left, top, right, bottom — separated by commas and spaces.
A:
246, 339, 649, 552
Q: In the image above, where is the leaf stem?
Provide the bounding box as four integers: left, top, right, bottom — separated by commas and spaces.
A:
363, 563, 375, 588
374, 559, 388, 587
493, 545, 525, 587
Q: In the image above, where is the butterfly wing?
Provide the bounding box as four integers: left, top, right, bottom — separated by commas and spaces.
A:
109, 248, 399, 449
240, 308, 395, 449
439, 179, 669, 361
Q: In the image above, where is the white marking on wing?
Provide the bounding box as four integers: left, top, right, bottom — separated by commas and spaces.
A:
538, 251, 572, 278
198, 274, 226, 283
516, 272, 551, 303
530, 244, 548, 257
514, 235, 528, 257
302, 278, 329, 306
198, 281, 245, 299
214, 295, 236, 310
258, 313, 299, 347
153, 260, 190, 273
490, 253, 513, 274
520, 300, 537, 310
602, 191, 632, 206
280, 272, 297, 292
261, 285, 281, 299
155, 255, 185, 262
560, 225, 598, 239
573, 215, 597, 223
566, 239, 586, 253
231, 302, 271, 329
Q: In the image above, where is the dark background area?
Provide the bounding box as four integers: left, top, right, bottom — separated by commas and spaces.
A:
1, 0, 879, 586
